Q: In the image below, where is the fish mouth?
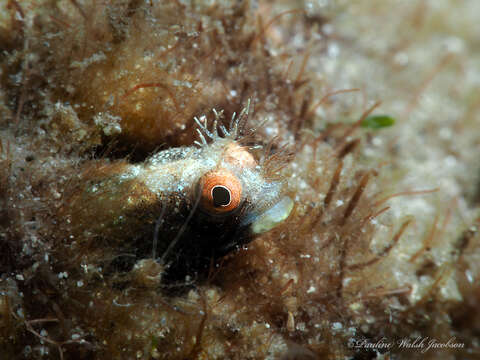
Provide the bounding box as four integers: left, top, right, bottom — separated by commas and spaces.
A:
250, 196, 294, 234
215, 196, 294, 256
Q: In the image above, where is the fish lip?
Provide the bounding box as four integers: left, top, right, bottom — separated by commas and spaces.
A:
249, 196, 294, 234
214, 196, 294, 256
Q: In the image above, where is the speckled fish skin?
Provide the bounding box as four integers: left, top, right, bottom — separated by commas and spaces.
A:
62, 109, 292, 280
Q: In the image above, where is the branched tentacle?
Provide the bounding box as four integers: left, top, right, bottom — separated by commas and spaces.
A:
195, 128, 208, 146
194, 99, 252, 147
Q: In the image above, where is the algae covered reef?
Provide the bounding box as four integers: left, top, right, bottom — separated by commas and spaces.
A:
1, 0, 479, 359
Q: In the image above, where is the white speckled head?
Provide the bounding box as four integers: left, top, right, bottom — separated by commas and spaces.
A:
141, 101, 292, 231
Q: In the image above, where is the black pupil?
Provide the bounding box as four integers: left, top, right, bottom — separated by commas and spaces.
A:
212, 186, 231, 207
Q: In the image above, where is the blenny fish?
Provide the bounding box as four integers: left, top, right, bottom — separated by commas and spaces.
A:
62, 102, 293, 281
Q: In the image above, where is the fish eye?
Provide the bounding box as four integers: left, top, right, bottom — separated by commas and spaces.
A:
199, 169, 242, 214
211, 185, 231, 207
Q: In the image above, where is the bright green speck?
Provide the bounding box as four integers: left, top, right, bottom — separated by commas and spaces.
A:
151, 335, 158, 350
361, 115, 395, 129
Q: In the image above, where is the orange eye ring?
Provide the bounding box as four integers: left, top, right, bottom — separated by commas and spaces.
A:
199, 169, 242, 214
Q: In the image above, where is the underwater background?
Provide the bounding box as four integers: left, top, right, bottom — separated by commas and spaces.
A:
1, 0, 479, 359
